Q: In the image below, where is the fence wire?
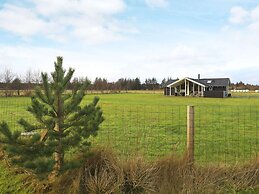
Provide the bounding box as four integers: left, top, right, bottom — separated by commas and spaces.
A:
95, 104, 186, 159
0, 97, 258, 165
195, 105, 259, 165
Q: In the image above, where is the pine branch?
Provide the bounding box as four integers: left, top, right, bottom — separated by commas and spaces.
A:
18, 118, 37, 132
41, 73, 54, 105
62, 68, 74, 89
0, 122, 15, 143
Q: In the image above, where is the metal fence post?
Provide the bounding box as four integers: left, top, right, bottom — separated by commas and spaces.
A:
187, 105, 195, 164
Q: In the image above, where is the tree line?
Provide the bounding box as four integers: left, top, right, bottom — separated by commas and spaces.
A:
0, 68, 170, 97
1, 68, 259, 97
230, 81, 259, 91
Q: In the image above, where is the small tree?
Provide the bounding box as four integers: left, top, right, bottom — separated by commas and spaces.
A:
11, 77, 23, 96
0, 57, 103, 178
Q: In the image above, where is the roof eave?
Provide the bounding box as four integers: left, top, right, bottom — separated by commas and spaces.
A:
167, 77, 206, 87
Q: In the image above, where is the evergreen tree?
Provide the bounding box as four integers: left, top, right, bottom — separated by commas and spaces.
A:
0, 57, 103, 178
133, 78, 141, 90
161, 78, 166, 88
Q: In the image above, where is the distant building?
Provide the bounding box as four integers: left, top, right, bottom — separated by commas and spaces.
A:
231, 89, 249, 93
164, 75, 230, 98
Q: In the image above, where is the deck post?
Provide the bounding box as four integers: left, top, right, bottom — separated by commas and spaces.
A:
187, 105, 195, 164
185, 79, 187, 96
187, 81, 190, 96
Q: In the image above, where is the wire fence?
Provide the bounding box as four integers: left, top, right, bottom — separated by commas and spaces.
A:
0, 97, 258, 165
95, 104, 187, 159
195, 105, 258, 165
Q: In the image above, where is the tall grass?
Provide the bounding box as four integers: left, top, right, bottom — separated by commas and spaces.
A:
52, 147, 259, 194
1, 145, 259, 193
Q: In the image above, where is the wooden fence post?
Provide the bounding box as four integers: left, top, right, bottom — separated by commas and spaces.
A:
187, 105, 195, 164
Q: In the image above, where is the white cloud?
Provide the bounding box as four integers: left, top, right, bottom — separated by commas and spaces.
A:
2, 2, 259, 84
2, 30, 259, 84
229, 6, 248, 24
145, 0, 169, 8
0, 0, 131, 44
218, 8, 259, 83
251, 5, 259, 21
229, 5, 259, 27
0, 4, 50, 37
248, 22, 259, 32
35, 0, 125, 16
0, 44, 124, 80
228, 5, 259, 39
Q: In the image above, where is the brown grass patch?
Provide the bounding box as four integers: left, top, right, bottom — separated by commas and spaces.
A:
1, 145, 258, 193
54, 149, 259, 193
155, 155, 259, 193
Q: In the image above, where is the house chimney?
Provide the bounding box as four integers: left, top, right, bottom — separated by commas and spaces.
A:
198, 74, 200, 80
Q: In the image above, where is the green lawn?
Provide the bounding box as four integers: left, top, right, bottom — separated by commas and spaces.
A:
0, 92, 259, 164
0, 92, 259, 193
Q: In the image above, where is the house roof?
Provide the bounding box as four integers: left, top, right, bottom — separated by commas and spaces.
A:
166, 77, 230, 87
163, 79, 179, 87
193, 78, 230, 87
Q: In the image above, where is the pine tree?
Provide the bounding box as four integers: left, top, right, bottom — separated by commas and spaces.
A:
0, 57, 103, 178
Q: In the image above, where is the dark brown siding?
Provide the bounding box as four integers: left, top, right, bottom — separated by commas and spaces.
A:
204, 91, 224, 98
213, 86, 226, 91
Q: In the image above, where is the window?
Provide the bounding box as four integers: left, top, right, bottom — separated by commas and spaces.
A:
207, 80, 212, 84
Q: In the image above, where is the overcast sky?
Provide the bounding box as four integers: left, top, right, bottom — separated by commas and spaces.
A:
1, 0, 259, 83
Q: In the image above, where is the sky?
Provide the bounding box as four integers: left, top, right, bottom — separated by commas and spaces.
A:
1, 0, 259, 84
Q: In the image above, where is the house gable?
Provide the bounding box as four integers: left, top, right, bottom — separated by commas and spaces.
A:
166, 77, 206, 88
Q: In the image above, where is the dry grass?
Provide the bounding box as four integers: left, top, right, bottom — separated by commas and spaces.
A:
1, 146, 258, 193
154, 154, 191, 194
155, 155, 259, 194
53, 148, 259, 194
82, 148, 122, 194
52, 147, 122, 194
53, 148, 158, 194
120, 157, 158, 194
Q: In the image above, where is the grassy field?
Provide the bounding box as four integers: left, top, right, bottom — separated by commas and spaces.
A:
0, 92, 259, 193
0, 92, 259, 165
91, 92, 259, 164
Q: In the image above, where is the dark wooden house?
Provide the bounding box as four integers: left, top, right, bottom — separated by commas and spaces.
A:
164, 76, 230, 98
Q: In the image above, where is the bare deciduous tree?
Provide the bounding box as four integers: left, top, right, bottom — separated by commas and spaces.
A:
32, 70, 42, 84
2, 68, 15, 83
1, 68, 15, 97
25, 69, 33, 84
